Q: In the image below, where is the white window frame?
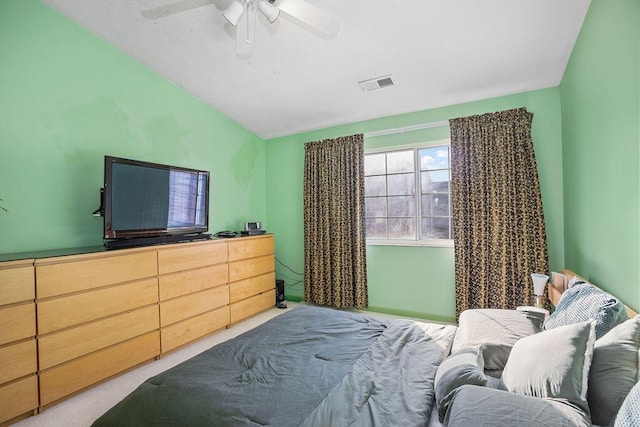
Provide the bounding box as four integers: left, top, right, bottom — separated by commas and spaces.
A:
364, 139, 454, 248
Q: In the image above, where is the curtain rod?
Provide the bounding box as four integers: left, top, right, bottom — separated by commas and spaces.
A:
363, 120, 450, 138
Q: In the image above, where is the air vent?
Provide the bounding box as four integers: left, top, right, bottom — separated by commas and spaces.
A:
358, 75, 395, 92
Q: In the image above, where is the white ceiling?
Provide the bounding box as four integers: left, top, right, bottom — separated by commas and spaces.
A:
42, 0, 591, 139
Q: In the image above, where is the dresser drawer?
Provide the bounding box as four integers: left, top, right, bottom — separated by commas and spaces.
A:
160, 285, 229, 327
230, 272, 275, 303
39, 305, 160, 370
0, 304, 36, 346
40, 331, 160, 406
230, 291, 274, 324
228, 236, 274, 262
36, 251, 157, 299
38, 278, 158, 334
0, 339, 37, 384
158, 241, 227, 275
0, 262, 35, 305
159, 264, 228, 301
161, 306, 230, 353
229, 255, 275, 282
0, 375, 38, 424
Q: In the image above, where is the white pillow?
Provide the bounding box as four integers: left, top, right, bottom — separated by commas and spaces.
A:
452, 309, 544, 371
502, 320, 596, 411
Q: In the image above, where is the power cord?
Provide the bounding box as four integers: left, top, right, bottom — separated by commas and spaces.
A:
276, 257, 303, 276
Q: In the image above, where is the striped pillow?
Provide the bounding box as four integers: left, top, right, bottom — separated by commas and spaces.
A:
615, 380, 640, 427
545, 283, 628, 339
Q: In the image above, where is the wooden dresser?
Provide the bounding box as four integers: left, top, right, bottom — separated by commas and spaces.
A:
35, 248, 161, 408
157, 240, 230, 353
0, 259, 38, 425
229, 236, 276, 324
0, 234, 275, 424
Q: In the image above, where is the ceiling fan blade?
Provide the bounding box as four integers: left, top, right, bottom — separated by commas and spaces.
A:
236, 2, 256, 55
141, 0, 215, 20
278, 0, 339, 39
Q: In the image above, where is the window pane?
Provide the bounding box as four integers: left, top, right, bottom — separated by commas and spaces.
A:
388, 196, 415, 217
421, 171, 449, 193
387, 173, 414, 196
421, 194, 449, 217
365, 175, 386, 197
365, 197, 387, 218
386, 150, 414, 174
388, 218, 415, 239
421, 217, 450, 239
365, 153, 386, 175
366, 218, 387, 238
365, 143, 452, 244
420, 147, 449, 170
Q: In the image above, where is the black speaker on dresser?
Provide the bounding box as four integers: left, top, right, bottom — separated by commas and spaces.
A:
275, 279, 285, 306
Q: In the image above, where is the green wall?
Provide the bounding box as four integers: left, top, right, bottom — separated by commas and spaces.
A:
0, 1, 267, 254
560, 0, 640, 312
6, 0, 636, 319
266, 88, 564, 322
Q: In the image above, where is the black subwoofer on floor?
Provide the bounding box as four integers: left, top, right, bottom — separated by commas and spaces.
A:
276, 279, 285, 306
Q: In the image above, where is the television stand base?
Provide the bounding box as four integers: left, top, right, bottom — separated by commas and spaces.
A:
104, 233, 212, 249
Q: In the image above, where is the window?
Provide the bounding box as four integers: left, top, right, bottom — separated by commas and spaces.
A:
364, 141, 452, 246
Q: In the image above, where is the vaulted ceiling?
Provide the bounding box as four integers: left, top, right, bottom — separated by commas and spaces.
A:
42, 0, 591, 139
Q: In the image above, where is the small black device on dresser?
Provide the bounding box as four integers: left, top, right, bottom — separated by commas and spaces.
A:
214, 230, 238, 238
241, 221, 266, 236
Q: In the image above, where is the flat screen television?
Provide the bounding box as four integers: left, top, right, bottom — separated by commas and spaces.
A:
103, 156, 210, 246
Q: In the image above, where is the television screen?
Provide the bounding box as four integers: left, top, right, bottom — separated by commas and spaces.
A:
104, 156, 209, 240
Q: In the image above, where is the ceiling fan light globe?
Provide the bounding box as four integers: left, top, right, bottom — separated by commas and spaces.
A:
223, 0, 244, 26
258, 0, 280, 23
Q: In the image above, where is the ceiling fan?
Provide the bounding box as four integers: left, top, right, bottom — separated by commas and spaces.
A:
141, 0, 340, 55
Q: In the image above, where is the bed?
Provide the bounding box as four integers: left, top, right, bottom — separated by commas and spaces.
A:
93, 271, 640, 427
92, 305, 457, 426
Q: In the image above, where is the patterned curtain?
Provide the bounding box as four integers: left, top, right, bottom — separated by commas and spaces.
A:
303, 134, 368, 309
449, 108, 548, 318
